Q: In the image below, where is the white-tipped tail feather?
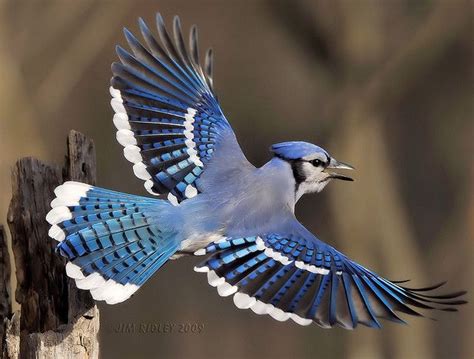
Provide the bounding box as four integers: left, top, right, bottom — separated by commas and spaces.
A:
48, 224, 66, 242
46, 182, 92, 226
66, 262, 85, 279
66, 261, 140, 304
46, 206, 72, 224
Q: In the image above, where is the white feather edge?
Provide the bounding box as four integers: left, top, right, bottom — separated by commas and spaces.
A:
191, 236, 320, 326
132, 162, 151, 180
183, 108, 204, 168
184, 184, 198, 199
110, 88, 203, 199
256, 237, 332, 275
255, 237, 293, 266
46, 181, 92, 243
167, 193, 179, 206
47, 175, 141, 305
193, 267, 312, 326
110, 87, 159, 197
46, 182, 92, 225
48, 224, 65, 242
66, 263, 139, 305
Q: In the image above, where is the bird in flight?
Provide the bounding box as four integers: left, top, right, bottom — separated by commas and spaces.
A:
46, 13, 465, 329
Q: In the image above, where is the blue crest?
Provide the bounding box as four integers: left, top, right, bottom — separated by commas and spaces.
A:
270, 141, 329, 160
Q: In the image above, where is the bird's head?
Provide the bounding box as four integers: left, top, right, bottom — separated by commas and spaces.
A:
271, 141, 354, 200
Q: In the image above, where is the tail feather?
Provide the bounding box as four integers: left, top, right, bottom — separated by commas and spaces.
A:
47, 181, 179, 304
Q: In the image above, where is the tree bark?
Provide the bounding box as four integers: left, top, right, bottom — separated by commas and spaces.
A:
4, 131, 99, 359
0, 226, 11, 357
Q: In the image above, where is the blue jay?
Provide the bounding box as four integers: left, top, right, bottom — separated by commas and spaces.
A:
46, 14, 465, 329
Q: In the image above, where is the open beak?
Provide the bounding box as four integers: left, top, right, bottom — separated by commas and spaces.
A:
325, 158, 354, 181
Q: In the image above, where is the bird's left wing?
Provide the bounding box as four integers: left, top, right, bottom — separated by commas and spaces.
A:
194, 232, 466, 328
110, 14, 248, 204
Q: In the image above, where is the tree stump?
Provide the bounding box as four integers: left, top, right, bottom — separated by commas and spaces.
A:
0, 225, 11, 357
4, 131, 100, 359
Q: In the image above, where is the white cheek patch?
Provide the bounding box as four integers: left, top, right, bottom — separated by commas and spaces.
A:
300, 162, 324, 182
294, 162, 333, 200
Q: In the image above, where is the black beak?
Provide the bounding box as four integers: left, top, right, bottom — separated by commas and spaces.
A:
326, 158, 354, 181
328, 173, 354, 181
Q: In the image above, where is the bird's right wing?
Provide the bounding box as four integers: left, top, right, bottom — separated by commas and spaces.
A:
110, 14, 250, 205
194, 232, 466, 328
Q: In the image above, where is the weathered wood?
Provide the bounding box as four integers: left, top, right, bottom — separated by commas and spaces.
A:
5, 130, 99, 358
64, 131, 96, 324
0, 225, 11, 357
65, 131, 97, 186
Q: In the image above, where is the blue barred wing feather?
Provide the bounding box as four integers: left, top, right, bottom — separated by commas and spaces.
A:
110, 14, 246, 204
46, 182, 179, 304
194, 234, 466, 328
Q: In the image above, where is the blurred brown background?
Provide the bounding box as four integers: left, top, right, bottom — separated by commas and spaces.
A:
0, 0, 472, 358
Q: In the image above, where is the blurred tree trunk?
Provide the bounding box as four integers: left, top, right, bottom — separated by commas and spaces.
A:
329, 3, 470, 357
329, 109, 432, 359
4, 131, 99, 359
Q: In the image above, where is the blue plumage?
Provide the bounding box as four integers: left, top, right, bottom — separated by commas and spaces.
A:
110, 15, 233, 203
47, 13, 465, 325
47, 182, 178, 304
193, 234, 465, 327
271, 141, 329, 160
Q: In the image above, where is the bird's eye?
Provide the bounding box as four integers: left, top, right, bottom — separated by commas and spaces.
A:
310, 159, 323, 167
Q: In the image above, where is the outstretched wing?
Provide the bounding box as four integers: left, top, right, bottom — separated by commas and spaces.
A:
194, 232, 466, 328
110, 14, 249, 205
